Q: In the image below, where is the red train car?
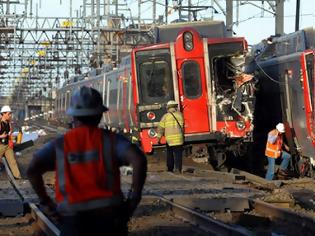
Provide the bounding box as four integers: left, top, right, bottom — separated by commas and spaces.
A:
56, 21, 256, 169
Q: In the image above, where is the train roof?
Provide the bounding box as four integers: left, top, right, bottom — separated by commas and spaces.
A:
153, 20, 227, 43
251, 27, 315, 61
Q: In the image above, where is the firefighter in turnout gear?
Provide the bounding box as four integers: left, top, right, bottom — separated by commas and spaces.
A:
27, 86, 147, 236
157, 100, 184, 173
265, 123, 291, 180
0, 105, 21, 179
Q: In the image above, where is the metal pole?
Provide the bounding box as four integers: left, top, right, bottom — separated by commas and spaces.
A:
83, 0, 86, 17
188, 0, 192, 22
6, 0, 10, 15
70, 0, 72, 18
165, 0, 168, 24
226, 0, 233, 37
97, 0, 101, 66
275, 0, 284, 35
211, 0, 214, 19
178, 0, 182, 21
138, 0, 141, 27
153, 0, 156, 24
103, 0, 106, 17
105, 0, 110, 18
115, 0, 118, 15
92, 0, 95, 18
24, 0, 28, 16
30, 0, 33, 16
295, 0, 300, 31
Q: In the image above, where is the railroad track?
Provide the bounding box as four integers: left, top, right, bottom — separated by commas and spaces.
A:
2, 157, 60, 236
3, 120, 315, 235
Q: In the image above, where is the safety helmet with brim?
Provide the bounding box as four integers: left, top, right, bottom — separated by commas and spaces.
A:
1, 105, 12, 113
167, 100, 178, 108
276, 123, 285, 133
66, 86, 108, 117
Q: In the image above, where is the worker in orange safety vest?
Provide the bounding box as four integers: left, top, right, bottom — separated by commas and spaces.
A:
27, 86, 147, 236
265, 123, 291, 180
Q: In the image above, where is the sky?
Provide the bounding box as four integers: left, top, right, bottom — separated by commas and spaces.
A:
15, 0, 315, 45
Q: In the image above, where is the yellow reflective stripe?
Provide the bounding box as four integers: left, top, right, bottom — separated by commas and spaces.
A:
165, 121, 178, 126
165, 134, 183, 146
159, 120, 166, 128
167, 134, 181, 139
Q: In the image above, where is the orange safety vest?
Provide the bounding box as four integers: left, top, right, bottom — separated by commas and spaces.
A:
265, 129, 283, 158
55, 126, 123, 213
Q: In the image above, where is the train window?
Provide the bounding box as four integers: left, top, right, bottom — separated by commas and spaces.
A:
182, 61, 201, 99
138, 60, 173, 104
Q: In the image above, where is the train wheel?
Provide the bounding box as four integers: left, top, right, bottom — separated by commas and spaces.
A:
298, 157, 312, 178
191, 144, 209, 164
207, 146, 229, 171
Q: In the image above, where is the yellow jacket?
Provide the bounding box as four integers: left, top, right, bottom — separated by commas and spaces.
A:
157, 108, 184, 146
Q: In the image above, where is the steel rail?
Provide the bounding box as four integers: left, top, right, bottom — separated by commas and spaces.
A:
157, 195, 251, 236
250, 199, 315, 233
2, 157, 60, 236
29, 203, 60, 236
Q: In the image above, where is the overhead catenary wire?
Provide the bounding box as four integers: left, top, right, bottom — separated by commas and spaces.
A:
254, 58, 285, 85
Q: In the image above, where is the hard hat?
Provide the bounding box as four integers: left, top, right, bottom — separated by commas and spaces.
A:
276, 123, 285, 133
167, 100, 178, 108
1, 105, 12, 113
66, 86, 108, 117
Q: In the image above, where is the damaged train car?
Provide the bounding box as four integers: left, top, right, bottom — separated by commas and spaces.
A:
55, 21, 256, 170
247, 28, 315, 176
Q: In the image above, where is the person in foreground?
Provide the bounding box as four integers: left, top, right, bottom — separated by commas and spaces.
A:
265, 123, 291, 180
27, 86, 147, 236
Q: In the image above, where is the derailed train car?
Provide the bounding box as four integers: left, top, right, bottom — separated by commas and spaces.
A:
55, 21, 256, 169
247, 28, 315, 176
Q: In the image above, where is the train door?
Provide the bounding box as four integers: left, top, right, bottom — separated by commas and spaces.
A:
177, 58, 210, 134
133, 47, 175, 152
301, 51, 315, 145
173, 29, 210, 135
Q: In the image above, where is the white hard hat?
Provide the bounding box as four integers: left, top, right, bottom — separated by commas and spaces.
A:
66, 86, 108, 117
1, 105, 12, 113
167, 100, 178, 108
276, 123, 285, 133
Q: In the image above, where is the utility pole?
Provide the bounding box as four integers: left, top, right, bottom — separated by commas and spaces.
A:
295, 0, 300, 31
165, 0, 168, 23
226, 0, 233, 37
223, 0, 284, 37
275, 0, 284, 35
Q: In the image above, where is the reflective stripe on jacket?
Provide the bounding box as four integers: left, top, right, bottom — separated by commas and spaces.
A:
55, 126, 122, 214
158, 108, 184, 146
265, 129, 283, 158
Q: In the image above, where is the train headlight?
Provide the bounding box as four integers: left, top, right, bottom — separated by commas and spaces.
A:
148, 128, 157, 138
236, 120, 246, 130
183, 32, 194, 51
146, 111, 156, 121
